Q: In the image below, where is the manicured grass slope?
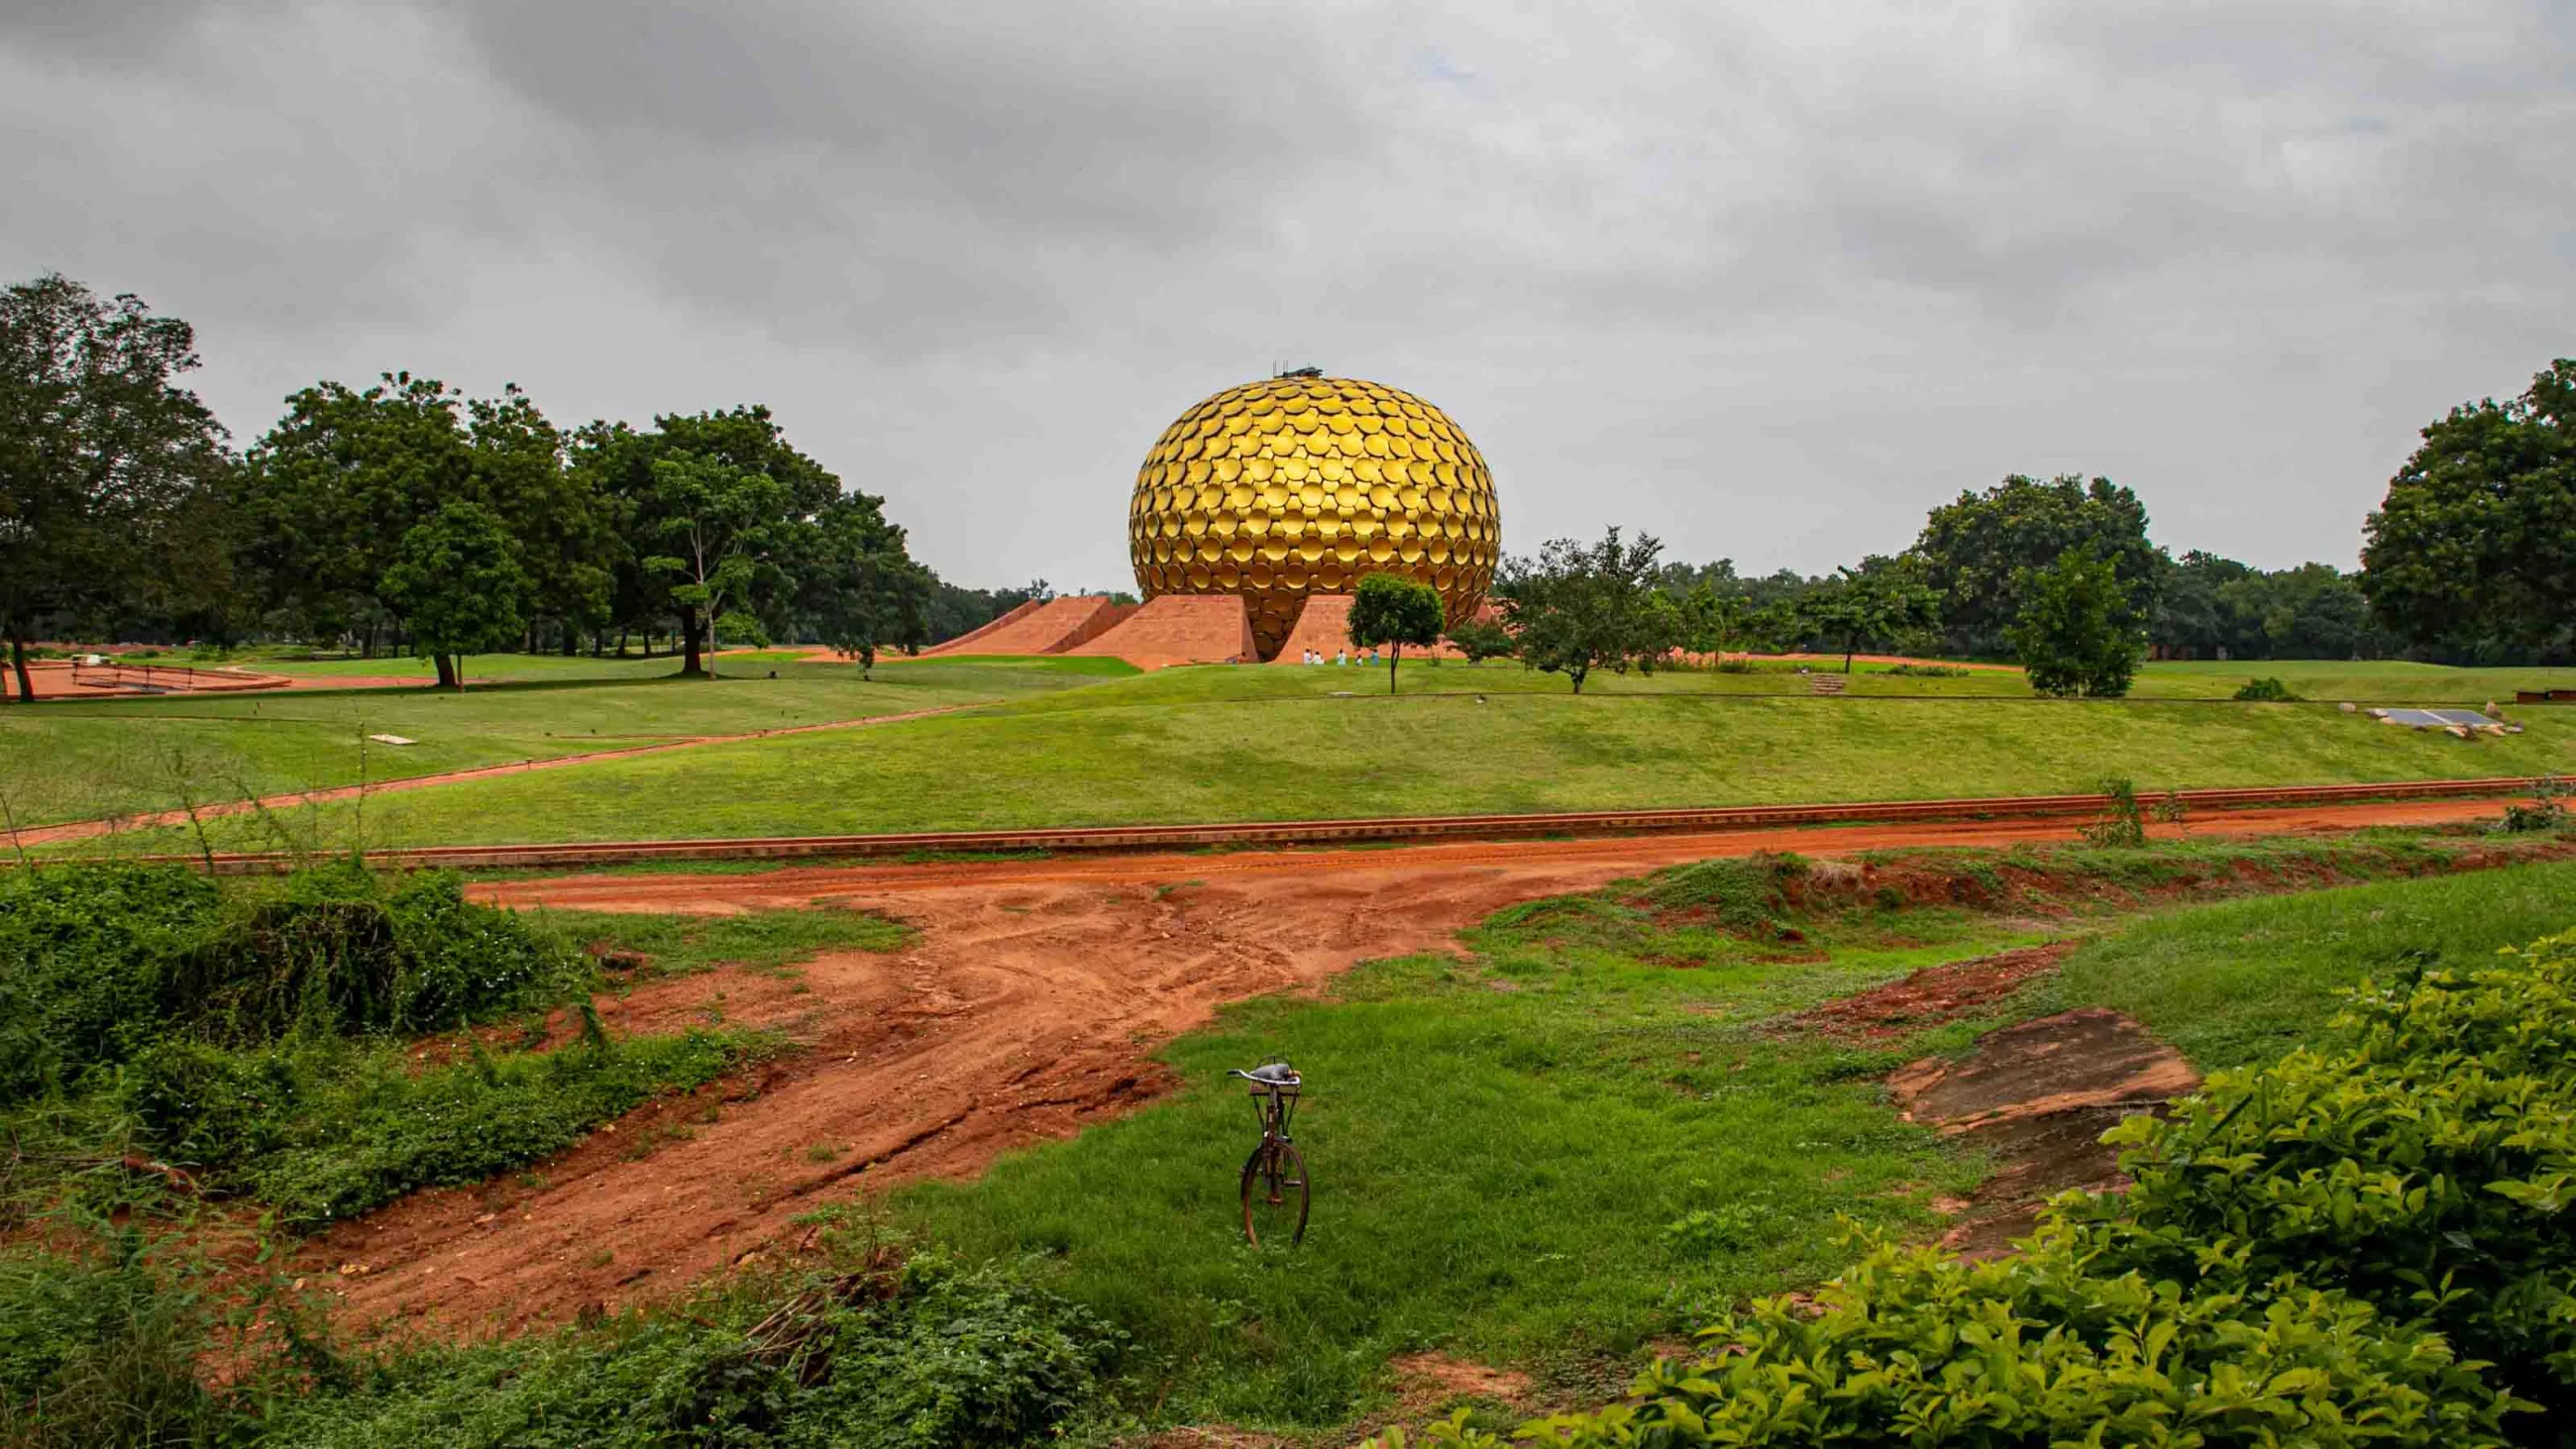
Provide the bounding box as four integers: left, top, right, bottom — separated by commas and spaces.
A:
0, 659, 1120, 828
149, 688, 2576, 850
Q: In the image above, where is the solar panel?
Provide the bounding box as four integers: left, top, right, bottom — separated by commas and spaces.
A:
2376, 707, 2503, 730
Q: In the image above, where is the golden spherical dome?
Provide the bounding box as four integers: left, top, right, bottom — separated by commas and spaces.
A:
1127, 373, 1501, 661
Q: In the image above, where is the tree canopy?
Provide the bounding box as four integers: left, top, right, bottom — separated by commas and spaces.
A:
378, 501, 532, 687
1495, 528, 1678, 694
2007, 549, 2141, 697
2361, 360, 2576, 658
1910, 474, 2161, 657
1346, 572, 1445, 693
0, 273, 230, 699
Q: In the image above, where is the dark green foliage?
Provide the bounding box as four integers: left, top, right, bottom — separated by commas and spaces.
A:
2157, 552, 2386, 662
2363, 360, 2576, 657
253, 1253, 1122, 1449
378, 500, 533, 684
0, 1230, 229, 1449
1347, 572, 1446, 692
2062, 929, 2576, 1425
1495, 527, 1680, 693
1442, 617, 1515, 663
1788, 559, 1940, 673
2007, 548, 2143, 697
2234, 674, 2302, 700
0, 864, 218, 1103
0, 864, 579, 1102
2497, 776, 2569, 835
1909, 472, 2164, 658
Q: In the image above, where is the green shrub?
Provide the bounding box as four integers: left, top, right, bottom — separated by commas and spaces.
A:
2062, 929, 2576, 1422
2081, 775, 2148, 848
1885, 662, 1968, 677
2235, 675, 2303, 701
0, 864, 580, 1104
257, 1254, 1123, 1449
0, 1230, 228, 1449
1387, 1235, 2511, 1448
115, 1028, 767, 1227
1711, 657, 1756, 673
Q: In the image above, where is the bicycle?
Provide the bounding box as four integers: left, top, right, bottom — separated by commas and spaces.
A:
1232, 1063, 1308, 1246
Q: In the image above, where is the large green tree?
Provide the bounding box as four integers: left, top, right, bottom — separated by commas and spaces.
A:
1909, 474, 2163, 656
1495, 528, 1678, 694
2007, 549, 2141, 697
2361, 360, 2576, 658
569, 406, 843, 674
1346, 572, 1445, 693
378, 502, 531, 688
0, 273, 230, 700
795, 492, 928, 676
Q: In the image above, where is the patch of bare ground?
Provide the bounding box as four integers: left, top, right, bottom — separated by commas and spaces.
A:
1792, 942, 2078, 1038
1889, 1008, 2200, 1256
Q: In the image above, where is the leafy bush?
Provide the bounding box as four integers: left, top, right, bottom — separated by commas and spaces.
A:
119, 1027, 767, 1227
2497, 776, 2569, 835
2235, 675, 2303, 701
1711, 657, 1757, 673
1885, 662, 1968, 677
257, 1254, 1123, 1449
2061, 929, 2576, 1423
0, 1230, 228, 1449
0, 864, 580, 1102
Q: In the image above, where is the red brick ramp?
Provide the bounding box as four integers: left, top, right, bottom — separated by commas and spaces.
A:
1268, 592, 1470, 665
919, 596, 1127, 657
1065, 595, 1256, 669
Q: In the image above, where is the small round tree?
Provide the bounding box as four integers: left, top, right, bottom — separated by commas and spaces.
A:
380, 501, 530, 690
1347, 573, 1446, 694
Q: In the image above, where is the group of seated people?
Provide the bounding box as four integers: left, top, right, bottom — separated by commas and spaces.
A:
1298, 646, 1381, 666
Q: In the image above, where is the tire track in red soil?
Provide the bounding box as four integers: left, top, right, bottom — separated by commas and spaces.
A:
297, 794, 2527, 1340
9, 703, 988, 848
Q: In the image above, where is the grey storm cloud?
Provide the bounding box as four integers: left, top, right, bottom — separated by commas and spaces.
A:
4, 1, 2570, 589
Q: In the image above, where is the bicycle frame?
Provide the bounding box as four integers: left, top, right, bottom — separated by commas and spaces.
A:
1246, 1081, 1300, 1143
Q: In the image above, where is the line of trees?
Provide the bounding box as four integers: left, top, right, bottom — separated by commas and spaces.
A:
1485, 356, 2574, 694
0, 272, 1041, 699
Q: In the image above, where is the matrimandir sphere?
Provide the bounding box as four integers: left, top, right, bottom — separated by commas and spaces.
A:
1127, 373, 1501, 661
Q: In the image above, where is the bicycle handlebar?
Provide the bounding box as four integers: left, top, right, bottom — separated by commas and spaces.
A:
1231, 1067, 1301, 1087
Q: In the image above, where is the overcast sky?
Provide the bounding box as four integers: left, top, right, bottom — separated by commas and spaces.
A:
6, 2, 2570, 588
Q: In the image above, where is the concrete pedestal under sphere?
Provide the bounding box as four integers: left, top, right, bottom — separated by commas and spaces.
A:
1127, 374, 1500, 661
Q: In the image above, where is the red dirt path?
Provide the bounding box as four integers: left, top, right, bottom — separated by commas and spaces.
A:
300, 794, 2522, 1339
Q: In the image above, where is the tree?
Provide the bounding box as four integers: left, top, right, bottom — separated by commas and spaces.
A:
1347, 573, 1445, 693
2006, 549, 2141, 697
378, 502, 531, 688
1673, 583, 1752, 659
0, 273, 229, 700
1444, 616, 1516, 663
1494, 528, 1678, 694
798, 493, 928, 677
641, 451, 790, 678
1909, 474, 2164, 656
2361, 360, 2576, 658
1792, 560, 1942, 673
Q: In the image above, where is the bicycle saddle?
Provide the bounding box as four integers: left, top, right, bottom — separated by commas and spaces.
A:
1231, 1063, 1301, 1087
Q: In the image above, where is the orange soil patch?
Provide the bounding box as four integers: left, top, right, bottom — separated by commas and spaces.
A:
1064, 594, 1257, 669
1890, 1008, 2200, 1256
919, 596, 1130, 657
10, 703, 985, 848
1794, 943, 2079, 1039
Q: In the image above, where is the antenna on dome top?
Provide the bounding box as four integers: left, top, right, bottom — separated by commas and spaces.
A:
1276, 363, 1323, 379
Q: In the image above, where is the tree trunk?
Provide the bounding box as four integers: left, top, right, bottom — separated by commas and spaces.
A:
1388, 644, 1400, 695
678, 606, 705, 676
432, 653, 459, 689
1844, 639, 1857, 673
7, 631, 30, 703
363, 619, 379, 660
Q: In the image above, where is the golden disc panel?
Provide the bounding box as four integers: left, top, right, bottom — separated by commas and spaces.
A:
1129, 375, 1499, 660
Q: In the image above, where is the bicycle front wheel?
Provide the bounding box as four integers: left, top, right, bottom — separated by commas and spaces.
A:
1239, 1140, 1310, 1247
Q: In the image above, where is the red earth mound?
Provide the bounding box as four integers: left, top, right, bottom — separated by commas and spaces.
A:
1064, 594, 1257, 669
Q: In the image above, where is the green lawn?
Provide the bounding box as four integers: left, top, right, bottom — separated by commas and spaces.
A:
0, 659, 1126, 828
82, 686, 2572, 854
2029, 857, 2576, 1071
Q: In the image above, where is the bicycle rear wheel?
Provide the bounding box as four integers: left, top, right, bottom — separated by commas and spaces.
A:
1239, 1140, 1310, 1247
